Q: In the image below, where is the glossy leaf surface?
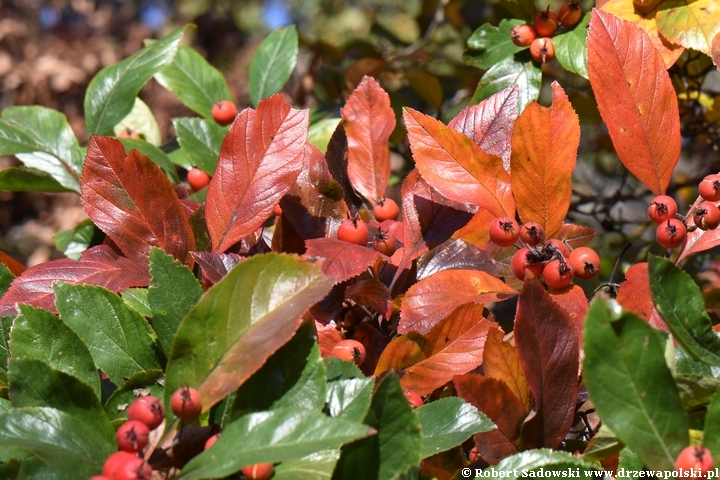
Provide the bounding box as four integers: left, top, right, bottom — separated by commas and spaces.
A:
173, 117, 226, 175
489, 449, 600, 473
553, 13, 591, 79
249, 25, 298, 107
471, 58, 541, 115
417, 397, 494, 459
325, 377, 374, 423
466, 20, 524, 70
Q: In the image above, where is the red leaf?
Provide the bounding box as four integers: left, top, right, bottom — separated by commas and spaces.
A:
399, 270, 517, 334
454, 374, 525, 465
352, 321, 387, 376
404, 108, 515, 218
304, 238, 382, 283
483, 328, 531, 412
191, 252, 242, 285
416, 238, 504, 281
678, 196, 720, 262
713, 33, 720, 69
398, 169, 477, 271
81, 136, 195, 265
514, 280, 579, 449
315, 320, 344, 358
0, 245, 149, 316
549, 285, 590, 337
400, 304, 497, 396
510, 83, 580, 239
205, 94, 309, 252
0, 250, 25, 276
587, 9, 681, 195
553, 223, 597, 248
448, 86, 519, 171
345, 278, 392, 319
341, 76, 395, 201
616, 262, 666, 330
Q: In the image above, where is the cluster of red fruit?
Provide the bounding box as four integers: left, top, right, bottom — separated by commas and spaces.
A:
675, 446, 713, 476
92, 387, 273, 480
488, 217, 600, 289
511, 2, 583, 63
337, 198, 400, 256
650, 175, 720, 249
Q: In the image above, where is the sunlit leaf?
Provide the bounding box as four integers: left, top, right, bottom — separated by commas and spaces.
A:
489, 449, 601, 473
483, 328, 531, 412
249, 25, 299, 107
173, 117, 227, 175
616, 262, 665, 330
466, 20, 525, 70
553, 13, 591, 79
470, 58, 541, 115
655, 0, 720, 56
417, 397, 494, 459
304, 238, 381, 284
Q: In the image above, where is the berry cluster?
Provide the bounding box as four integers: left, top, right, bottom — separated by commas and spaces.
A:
488, 217, 600, 289
337, 197, 400, 256
650, 175, 720, 251
511, 2, 583, 63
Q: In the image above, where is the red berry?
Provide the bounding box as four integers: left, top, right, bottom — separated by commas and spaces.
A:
337, 218, 369, 246
187, 167, 211, 191
489, 216, 520, 247
102, 451, 139, 478
212, 100, 237, 126
530, 37, 555, 63
114, 457, 152, 480
511, 24, 537, 47
511, 247, 544, 281
116, 420, 150, 453
543, 259, 574, 289
656, 218, 687, 249
332, 339, 366, 365
693, 201, 720, 230
558, 1, 582, 26
118, 128, 140, 139
373, 198, 400, 221
205, 433, 220, 450
404, 390, 424, 408
468, 446, 481, 463
534, 7, 558, 36
241, 463, 274, 480
699, 174, 720, 202
546, 238, 571, 258
171, 386, 202, 420
519, 222, 545, 246
675, 446, 713, 476
647, 195, 678, 224
127, 395, 165, 431
373, 230, 397, 256
568, 247, 601, 280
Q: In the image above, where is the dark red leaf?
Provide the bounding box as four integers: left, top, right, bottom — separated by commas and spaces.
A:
81, 136, 195, 265
416, 238, 504, 280
420, 449, 464, 480
0, 245, 149, 316
549, 285, 590, 337
587, 9, 681, 195
352, 321, 387, 376
455, 374, 525, 465
616, 262, 666, 330
205, 94, 308, 252
345, 278, 392, 318
399, 269, 517, 334
304, 238, 381, 284
324, 123, 363, 210
341, 76, 396, 202
514, 279, 579, 449
483, 327, 531, 412
448, 86, 518, 171
510, 83, 580, 239
404, 108, 515, 218
191, 252, 243, 285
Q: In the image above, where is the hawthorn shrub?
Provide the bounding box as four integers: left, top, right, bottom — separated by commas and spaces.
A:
0, 2, 719, 479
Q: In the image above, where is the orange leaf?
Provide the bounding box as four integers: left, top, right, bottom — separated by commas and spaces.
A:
553, 223, 597, 248
341, 76, 395, 201
399, 269, 517, 334
510, 83, 580, 238
375, 332, 429, 375
206, 94, 308, 252
678, 195, 720, 263
588, 8, 681, 195
315, 320, 344, 358
616, 262, 666, 330
483, 328, 531, 412
453, 210, 496, 249
0, 250, 25, 276
713, 32, 720, 68
404, 108, 515, 218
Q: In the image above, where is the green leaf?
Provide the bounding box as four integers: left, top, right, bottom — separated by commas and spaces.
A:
113, 97, 162, 146
249, 25, 299, 107
489, 449, 600, 474
332, 373, 422, 480
8, 358, 115, 445
0, 106, 84, 174
324, 357, 364, 381
84, 26, 185, 135
675, 344, 719, 376
675, 374, 720, 409
122, 288, 152, 318
7, 457, 82, 480
0, 316, 11, 385
325, 377, 374, 422
581, 424, 624, 462
618, 446, 645, 471
164, 253, 334, 418
103, 370, 164, 421
172, 117, 227, 174
53, 219, 103, 260
155, 45, 234, 118
704, 391, 720, 456
178, 406, 374, 479
117, 138, 180, 183
230, 322, 327, 419
650, 256, 720, 366
466, 20, 524, 70
148, 247, 203, 358
308, 118, 341, 154
502, 0, 537, 21
583, 298, 689, 469
0, 407, 115, 477
471, 57, 541, 114
417, 397, 494, 459
0, 263, 14, 297
11, 305, 100, 400
14, 152, 79, 192
0, 166, 71, 192
553, 13, 590, 79
273, 449, 340, 480
54, 282, 162, 386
